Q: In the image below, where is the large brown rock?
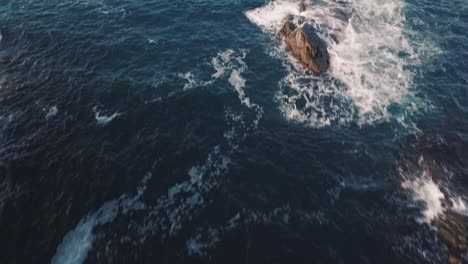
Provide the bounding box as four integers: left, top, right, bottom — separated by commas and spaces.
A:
277, 17, 330, 75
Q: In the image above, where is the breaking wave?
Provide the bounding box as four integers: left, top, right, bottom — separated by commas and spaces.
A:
246, 0, 434, 127
401, 170, 445, 224
401, 155, 468, 224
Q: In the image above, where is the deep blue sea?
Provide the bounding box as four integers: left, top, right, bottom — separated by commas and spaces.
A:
1, 0, 468, 263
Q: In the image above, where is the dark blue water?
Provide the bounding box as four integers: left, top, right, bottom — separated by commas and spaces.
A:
0, 0, 467, 263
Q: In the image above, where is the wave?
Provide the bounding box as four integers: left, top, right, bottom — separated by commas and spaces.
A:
401, 155, 468, 224
246, 0, 433, 127
52, 50, 264, 263
401, 170, 445, 224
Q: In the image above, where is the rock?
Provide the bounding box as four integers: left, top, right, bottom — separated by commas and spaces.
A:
330, 33, 339, 44
438, 226, 458, 250
418, 156, 468, 264
277, 18, 330, 75
448, 255, 462, 264
299, 1, 306, 12
277, 17, 297, 40
437, 212, 468, 264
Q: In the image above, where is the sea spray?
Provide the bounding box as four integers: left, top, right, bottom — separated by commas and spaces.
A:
246, 0, 430, 127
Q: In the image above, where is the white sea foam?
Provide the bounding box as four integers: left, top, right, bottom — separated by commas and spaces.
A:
138, 146, 231, 238
45, 106, 58, 119
95, 112, 120, 125
93, 107, 121, 126
211, 50, 260, 109
132, 108, 262, 243
212, 49, 234, 79
246, 1, 304, 33
53, 48, 265, 261
401, 154, 468, 226
52, 109, 262, 261
180, 72, 214, 90
180, 49, 259, 110
402, 169, 445, 224
177, 50, 235, 91
451, 196, 468, 216
52, 172, 153, 264
54, 96, 263, 263
181, 72, 198, 90
246, 0, 430, 127
51, 200, 119, 264
229, 69, 251, 108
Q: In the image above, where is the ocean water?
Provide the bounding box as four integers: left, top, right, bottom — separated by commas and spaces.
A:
0, 0, 467, 263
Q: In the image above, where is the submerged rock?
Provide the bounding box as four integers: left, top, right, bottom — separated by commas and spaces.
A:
277, 17, 330, 75
437, 211, 468, 264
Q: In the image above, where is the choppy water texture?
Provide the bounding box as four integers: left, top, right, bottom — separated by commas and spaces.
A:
0, 0, 468, 263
